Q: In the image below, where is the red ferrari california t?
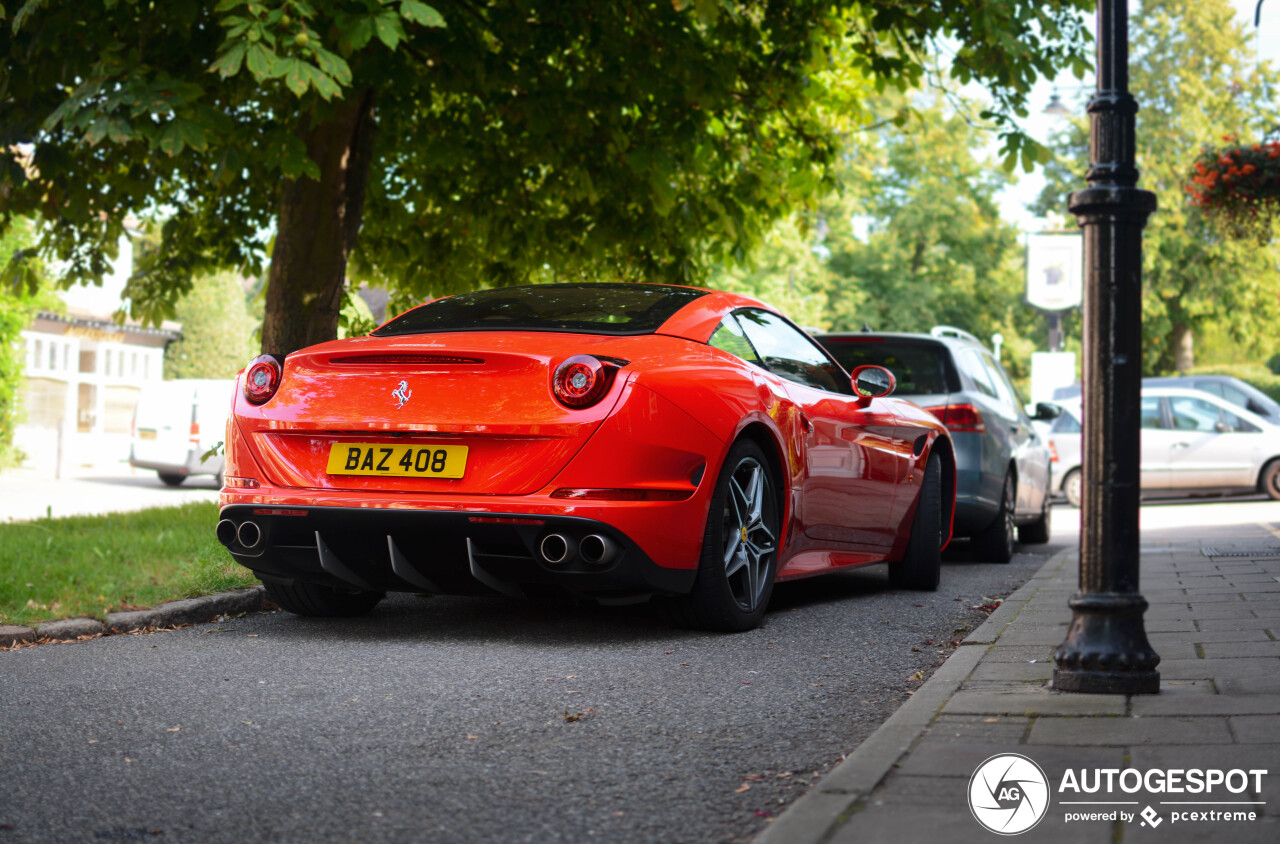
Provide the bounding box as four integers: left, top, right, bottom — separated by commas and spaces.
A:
216, 283, 955, 631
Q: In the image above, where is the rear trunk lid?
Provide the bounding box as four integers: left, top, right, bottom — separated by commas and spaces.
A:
236, 332, 648, 495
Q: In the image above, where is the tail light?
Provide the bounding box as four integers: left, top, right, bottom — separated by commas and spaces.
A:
922, 403, 986, 434
552, 355, 622, 409
244, 355, 283, 405
1049, 440, 1060, 462
189, 420, 201, 446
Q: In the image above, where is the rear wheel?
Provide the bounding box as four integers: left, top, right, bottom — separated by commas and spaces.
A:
1261, 460, 1280, 501
973, 472, 1015, 563
1063, 468, 1082, 508
664, 439, 779, 632
158, 473, 185, 487
889, 452, 942, 591
1018, 494, 1052, 545
263, 580, 384, 617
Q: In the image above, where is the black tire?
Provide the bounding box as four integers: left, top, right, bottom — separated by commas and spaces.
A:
663, 439, 780, 632
158, 473, 186, 487
1261, 460, 1280, 501
1063, 468, 1082, 508
1018, 494, 1052, 545
973, 471, 1015, 563
263, 579, 384, 617
889, 452, 942, 591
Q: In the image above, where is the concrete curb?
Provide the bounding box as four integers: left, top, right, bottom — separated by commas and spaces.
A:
0, 586, 266, 647
755, 547, 1076, 844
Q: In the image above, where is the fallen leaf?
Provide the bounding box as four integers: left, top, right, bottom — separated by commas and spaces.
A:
735, 784, 751, 793
167, 727, 181, 732
466, 734, 479, 740
983, 718, 999, 723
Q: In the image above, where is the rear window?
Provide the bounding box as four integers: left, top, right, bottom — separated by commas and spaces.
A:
818, 337, 956, 396
373, 283, 708, 337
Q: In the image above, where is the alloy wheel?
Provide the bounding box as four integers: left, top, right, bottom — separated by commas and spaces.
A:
721, 457, 777, 613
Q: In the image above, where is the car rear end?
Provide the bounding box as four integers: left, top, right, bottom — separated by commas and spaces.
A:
216, 284, 728, 603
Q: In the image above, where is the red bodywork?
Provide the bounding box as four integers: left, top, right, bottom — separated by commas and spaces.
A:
220, 288, 954, 600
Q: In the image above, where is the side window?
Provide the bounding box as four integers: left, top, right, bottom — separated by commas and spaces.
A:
980, 353, 1021, 412
1168, 396, 1223, 432
1195, 381, 1225, 399
1220, 406, 1260, 433
1051, 411, 1082, 434
957, 349, 998, 400
708, 316, 762, 366
1220, 383, 1249, 410
1140, 396, 1166, 429
735, 309, 848, 394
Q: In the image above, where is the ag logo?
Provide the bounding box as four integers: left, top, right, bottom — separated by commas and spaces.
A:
968, 753, 1050, 835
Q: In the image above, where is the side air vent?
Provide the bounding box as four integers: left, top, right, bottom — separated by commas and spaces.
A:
329, 354, 485, 366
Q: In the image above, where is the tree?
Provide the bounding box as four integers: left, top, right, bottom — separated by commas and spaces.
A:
163, 271, 259, 380
1035, 0, 1280, 374
820, 92, 1044, 385
0, 217, 55, 469
3, 1, 1092, 355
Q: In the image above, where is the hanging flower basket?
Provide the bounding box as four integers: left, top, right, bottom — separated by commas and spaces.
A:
1185, 134, 1280, 242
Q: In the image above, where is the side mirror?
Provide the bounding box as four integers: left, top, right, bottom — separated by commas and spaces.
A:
1031, 402, 1063, 422
850, 365, 896, 401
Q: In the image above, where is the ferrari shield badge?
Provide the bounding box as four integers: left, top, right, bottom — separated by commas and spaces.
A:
392, 380, 412, 409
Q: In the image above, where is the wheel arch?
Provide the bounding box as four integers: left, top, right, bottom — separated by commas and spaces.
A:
929, 434, 957, 544
1257, 457, 1280, 496
733, 421, 791, 531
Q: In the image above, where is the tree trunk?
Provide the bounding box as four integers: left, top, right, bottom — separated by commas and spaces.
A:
261, 90, 377, 354
1171, 322, 1194, 373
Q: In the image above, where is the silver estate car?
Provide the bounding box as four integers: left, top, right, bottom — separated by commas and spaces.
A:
818, 327, 1059, 562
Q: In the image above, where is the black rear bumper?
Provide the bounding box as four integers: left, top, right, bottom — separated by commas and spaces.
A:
216, 505, 695, 604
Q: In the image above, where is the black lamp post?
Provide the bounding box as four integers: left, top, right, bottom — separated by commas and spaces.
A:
1052, 0, 1161, 694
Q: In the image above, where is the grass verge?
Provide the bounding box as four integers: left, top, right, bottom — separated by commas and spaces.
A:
0, 501, 256, 627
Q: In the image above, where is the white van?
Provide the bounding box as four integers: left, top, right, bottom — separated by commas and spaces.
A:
130, 379, 235, 486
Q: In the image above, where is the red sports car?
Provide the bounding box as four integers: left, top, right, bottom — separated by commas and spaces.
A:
216, 283, 955, 631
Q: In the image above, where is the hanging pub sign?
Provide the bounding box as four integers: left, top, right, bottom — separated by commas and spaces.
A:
1025, 232, 1083, 312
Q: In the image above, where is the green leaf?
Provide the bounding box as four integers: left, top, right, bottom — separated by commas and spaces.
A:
84, 117, 110, 146
337, 16, 374, 54
312, 47, 352, 86
273, 57, 309, 96
308, 67, 341, 101
245, 43, 276, 79
179, 120, 209, 152
158, 124, 186, 157
209, 41, 248, 78
373, 10, 405, 50
106, 116, 134, 144
280, 145, 320, 180
399, 0, 445, 28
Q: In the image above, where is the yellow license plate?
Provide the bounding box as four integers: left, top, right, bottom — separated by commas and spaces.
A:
326, 443, 469, 479
138, 430, 157, 440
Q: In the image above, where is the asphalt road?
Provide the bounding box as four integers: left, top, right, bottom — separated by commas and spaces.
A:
1, 519, 1071, 844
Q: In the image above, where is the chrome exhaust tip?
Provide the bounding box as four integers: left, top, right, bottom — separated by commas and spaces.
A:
216, 519, 238, 547
539, 533, 571, 565
236, 520, 263, 550
580, 534, 618, 565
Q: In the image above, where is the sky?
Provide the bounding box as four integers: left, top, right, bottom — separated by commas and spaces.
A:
998, 0, 1280, 230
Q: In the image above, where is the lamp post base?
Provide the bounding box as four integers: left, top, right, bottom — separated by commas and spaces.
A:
1053, 592, 1161, 695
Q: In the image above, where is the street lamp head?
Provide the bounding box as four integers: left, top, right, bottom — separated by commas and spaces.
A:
1043, 92, 1071, 117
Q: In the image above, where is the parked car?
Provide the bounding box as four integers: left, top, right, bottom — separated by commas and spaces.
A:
1052, 374, 1280, 426
1142, 375, 1280, 426
1047, 387, 1280, 506
216, 283, 957, 631
130, 379, 234, 486
817, 326, 1058, 562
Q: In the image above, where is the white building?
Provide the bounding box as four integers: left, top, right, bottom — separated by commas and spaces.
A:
14, 234, 180, 475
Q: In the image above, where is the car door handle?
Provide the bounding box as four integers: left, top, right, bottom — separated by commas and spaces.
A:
1172, 442, 1190, 449
800, 414, 813, 433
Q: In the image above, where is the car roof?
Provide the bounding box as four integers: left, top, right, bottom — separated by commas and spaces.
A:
817, 329, 990, 352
